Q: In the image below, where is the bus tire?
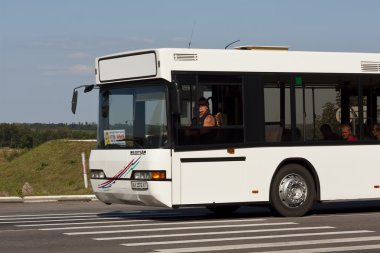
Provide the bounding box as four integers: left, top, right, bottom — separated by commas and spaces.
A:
270, 163, 316, 217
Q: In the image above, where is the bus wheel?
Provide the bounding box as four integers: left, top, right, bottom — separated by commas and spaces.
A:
270, 163, 316, 217
206, 205, 240, 215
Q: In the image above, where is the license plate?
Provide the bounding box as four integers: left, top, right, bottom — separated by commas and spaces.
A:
131, 181, 148, 190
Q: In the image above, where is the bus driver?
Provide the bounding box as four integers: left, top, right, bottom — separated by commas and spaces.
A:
192, 97, 216, 127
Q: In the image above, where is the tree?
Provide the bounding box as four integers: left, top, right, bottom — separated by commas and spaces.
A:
315, 102, 340, 137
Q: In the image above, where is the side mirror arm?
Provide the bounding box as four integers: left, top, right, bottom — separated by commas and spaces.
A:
71, 84, 96, 114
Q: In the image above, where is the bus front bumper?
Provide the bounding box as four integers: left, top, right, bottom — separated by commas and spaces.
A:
91, 179, 172, 207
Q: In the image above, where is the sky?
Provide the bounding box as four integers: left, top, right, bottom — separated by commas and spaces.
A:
1, 0, 380, 123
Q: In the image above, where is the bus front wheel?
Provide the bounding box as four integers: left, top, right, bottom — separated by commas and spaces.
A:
270, 163, 316, 217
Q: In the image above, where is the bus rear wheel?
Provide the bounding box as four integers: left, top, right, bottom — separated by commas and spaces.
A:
270, 163, 316, 217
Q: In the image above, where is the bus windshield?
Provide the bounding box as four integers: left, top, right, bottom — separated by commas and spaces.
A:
97, 84, 168, 149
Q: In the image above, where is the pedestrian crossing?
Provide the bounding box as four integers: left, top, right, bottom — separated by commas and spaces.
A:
2, 209, 380, 253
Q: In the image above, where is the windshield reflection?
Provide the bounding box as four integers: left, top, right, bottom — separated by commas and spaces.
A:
97, 85, 168, 149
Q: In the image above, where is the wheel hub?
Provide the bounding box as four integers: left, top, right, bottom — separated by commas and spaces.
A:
279, 173, 308, 208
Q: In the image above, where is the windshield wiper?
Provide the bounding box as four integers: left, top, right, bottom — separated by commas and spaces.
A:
116, 137, 144, 149
104, 143, 126, 149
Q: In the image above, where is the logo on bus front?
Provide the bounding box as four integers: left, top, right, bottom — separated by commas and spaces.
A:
97, 156, 142, 190
130, 150, 146, 155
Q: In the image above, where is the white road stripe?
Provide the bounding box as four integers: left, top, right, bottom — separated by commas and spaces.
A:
0, 211, 178, 221
64, 222, 296, 235
15, 213, 195, 227
249, 244, 380, 253
152, 236, 380, 253
0, 212, 100, 218
0, 214, 102, 221
0, 214, 132, 221
5, 217, 123, 225
40, 218, 266, 231
95, 226, 334, 241
122, 230, 373, 246
0, 228, 36, 233
300, 212, 380, 219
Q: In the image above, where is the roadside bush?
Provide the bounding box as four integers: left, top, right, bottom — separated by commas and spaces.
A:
1, 148, 28, 162
0, 123, 96, 148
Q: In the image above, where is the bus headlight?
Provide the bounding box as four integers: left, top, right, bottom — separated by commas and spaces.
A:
133, 171, 151, 180
132, 171, 166, 180
91, 170, 106, 179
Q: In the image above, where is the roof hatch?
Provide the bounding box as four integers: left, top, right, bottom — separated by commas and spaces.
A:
234, 45, 289, 51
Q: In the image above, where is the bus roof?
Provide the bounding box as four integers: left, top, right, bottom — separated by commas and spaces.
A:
95, 47, 380, 84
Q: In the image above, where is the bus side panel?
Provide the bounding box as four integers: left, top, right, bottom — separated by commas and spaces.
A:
173, 149, 261, 205
173, 145, 380, 206
304, 145, 380, 200
246, 145, 380, 201
180, 159, 246, 205
247, 145, 380, 200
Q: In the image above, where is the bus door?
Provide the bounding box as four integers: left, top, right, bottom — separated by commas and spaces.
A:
175, 153, 247, 205
171, 73, 246, 205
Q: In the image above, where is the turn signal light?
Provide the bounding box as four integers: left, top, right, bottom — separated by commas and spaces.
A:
132, 170, 166, 180
152, 171, 166, 180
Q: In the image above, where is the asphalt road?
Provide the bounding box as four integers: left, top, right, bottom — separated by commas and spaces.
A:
0, 200, 380, 253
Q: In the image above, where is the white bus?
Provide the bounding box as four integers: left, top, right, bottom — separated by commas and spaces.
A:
72, 46, 380, 217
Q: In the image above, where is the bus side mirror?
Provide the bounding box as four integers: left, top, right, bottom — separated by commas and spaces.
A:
71, 84, 96, 114
71, 90, 78, 114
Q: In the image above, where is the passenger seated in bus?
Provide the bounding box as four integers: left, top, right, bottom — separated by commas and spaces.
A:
281, 129, 291, 141
320, 124, 340, 140
281, 128, 301, 141
340, 124, 358, 141
372, 123, 380, 140
191, 97, 216, 127
214, 112, 223, 126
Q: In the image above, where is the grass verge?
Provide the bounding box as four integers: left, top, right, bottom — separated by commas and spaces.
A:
0, 140, 96, 197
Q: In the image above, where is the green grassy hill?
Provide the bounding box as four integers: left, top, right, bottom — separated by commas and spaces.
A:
0, 140, 96, 196
0, 149, 9, 167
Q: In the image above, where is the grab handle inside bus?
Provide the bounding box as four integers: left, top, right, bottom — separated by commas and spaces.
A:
171, 82, 182, 115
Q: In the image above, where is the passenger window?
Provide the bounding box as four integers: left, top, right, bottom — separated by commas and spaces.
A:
299, 84, 341, 142
263, 76, 292, 142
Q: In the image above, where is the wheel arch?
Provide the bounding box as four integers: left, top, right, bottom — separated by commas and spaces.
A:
270, 158, 321, 202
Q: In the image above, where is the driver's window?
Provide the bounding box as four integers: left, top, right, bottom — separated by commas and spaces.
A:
175, 73, 244, 146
